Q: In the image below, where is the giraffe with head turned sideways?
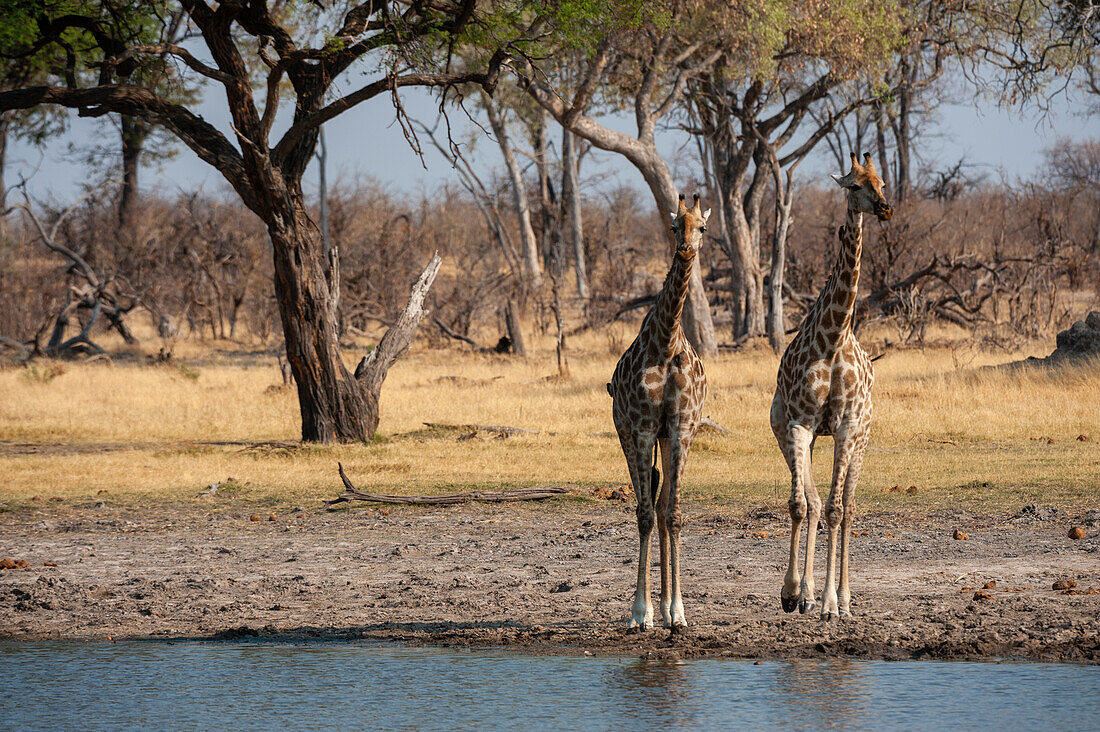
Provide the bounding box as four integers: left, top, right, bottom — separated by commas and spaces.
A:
609, 193, 710, 631
771, 152, 893, 621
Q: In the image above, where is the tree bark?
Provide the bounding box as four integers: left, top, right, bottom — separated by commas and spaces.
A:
561, 128, 588, 299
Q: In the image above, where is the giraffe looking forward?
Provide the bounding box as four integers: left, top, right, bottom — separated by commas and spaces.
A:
771, 153, 893, 621
609, 193, 709, 631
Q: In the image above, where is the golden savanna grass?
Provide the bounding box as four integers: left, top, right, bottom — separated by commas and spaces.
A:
1, 323, 1098, 511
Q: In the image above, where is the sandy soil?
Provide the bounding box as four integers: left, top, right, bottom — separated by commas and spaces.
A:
1, 499, 1098, 662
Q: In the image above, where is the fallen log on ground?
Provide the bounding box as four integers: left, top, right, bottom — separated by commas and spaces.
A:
324, 463, 571, 507
422, 422, 547, 436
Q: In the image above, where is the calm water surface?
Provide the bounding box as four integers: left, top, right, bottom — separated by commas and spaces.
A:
1, 641, 1097, 730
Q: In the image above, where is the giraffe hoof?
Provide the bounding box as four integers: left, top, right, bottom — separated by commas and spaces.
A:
821, 610, 839, 622
781, 594, 799, 613
670, 622, 688, 635
838, 609, 852, 619
798, 598, 817, 615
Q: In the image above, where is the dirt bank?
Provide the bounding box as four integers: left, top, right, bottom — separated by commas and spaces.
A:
1, 500, 1098, 662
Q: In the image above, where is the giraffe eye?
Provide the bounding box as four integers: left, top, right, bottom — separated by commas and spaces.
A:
670, 225, 676, 232
846, 184, 861, 192
699, 226, 706, 233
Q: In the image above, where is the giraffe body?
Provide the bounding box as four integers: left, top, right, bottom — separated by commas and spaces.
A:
609, 194, 709, 630
771, 153, 892, 621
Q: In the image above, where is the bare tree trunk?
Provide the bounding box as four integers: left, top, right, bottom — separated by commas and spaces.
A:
767, 168, 795, 353
505, 300, 526, 356
532, 113, 560, 279
484, 92, 541, 286
269, 205, 373, 442
873, 100, 892, 199
561, 128, 588, 299
723, 193, 766, 338
892, 60, 914, 204
551, 274, 569, 378
118, 116, 147, 227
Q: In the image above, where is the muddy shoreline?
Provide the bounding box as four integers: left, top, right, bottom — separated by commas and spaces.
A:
1, 501, 1097, 663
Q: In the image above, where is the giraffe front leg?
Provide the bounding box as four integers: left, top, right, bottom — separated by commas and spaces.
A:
820, 496, 842, 621
781, 424, 813, 613
630, 508, 655, 631
627, 441, 657, 631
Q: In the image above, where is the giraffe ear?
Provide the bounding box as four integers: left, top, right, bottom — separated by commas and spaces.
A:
830, 174, 845, 187
702, 208, 711, 224
669, 212, 678, 222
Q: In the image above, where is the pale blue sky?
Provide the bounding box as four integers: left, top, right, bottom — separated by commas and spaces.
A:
7, 76, 1097, 206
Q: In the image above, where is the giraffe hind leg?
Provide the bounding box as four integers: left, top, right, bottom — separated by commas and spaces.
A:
664, 432, 691, 629
798, 436, 821, 615
838, 430, 868, 618
655, 438, 672, 626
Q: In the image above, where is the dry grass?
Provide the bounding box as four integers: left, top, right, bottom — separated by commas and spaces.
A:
1, 324, 1098, 512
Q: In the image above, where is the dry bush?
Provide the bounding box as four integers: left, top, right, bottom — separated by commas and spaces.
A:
777, 154, 1100, 347
2, 143, 1096, 358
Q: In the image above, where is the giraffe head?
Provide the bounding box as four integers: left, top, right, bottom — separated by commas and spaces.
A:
669, 193, 711, 260
831, 152, 893, 221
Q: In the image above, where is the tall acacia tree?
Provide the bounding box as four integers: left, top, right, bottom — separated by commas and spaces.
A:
0, 0, 515, 442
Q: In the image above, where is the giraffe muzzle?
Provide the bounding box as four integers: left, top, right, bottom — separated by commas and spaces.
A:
875, 204, 893, 221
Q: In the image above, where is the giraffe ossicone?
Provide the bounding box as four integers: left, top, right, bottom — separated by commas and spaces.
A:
609, 192, 709, 631
770, 153, 892, 621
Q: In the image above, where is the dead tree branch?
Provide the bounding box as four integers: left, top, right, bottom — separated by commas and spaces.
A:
325, 462, 569, 507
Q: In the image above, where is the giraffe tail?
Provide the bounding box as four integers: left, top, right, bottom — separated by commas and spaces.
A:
650, 445, 660, 502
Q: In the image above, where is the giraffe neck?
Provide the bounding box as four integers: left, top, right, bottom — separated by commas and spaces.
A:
819, 207, 863, 338
647, 252, 693, 356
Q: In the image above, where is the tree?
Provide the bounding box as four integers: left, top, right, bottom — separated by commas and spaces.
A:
962, 0, 1099, 104
0, 0, 510, 442
685, 0, 903, 341
511, 2, 721, 357
0, 16, 69, 239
